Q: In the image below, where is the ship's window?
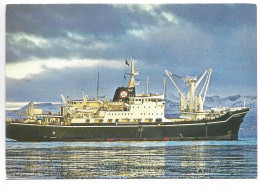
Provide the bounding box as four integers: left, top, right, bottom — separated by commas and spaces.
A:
112, 113, 113, 115
149, 106, 150, 108
133, 106, 134, 108
144, 106, 145, 108
144, 113, 145, 115
139, 99, 141, 101
131, 113, 133, 115
128, 113, 130, 115
141, 113, 142, 115
157, 113, 158, 115
152, 113, 153, 115
161, 113, 163, 115
149, 113, 150, 115
138, 106, 139, 108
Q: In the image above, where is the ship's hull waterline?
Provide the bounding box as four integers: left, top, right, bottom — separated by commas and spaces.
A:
6, 108, 248, 142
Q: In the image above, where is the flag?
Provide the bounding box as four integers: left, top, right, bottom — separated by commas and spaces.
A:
125, 60, 129, 66
124, 74, 126, 79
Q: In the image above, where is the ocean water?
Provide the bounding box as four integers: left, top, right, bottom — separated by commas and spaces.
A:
6, 136, 257, 179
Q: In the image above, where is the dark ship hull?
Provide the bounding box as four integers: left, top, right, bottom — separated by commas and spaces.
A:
6, 108, 249, 142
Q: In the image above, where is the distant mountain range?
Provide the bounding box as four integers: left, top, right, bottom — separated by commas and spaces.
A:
6, 94, 257, 137
166, 94, 256, 112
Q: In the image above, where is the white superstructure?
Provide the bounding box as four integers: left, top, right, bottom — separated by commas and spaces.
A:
58, 59, 167, 124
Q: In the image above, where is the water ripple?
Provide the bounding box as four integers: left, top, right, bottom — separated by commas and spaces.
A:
6, 139, 257, 179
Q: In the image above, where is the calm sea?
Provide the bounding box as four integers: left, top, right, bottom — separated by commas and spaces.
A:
6, 136, 257, 179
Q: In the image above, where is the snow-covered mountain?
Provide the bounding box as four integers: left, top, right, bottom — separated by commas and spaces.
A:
166, 94, 256, 111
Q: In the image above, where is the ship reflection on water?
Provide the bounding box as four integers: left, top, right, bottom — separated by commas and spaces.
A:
6, 139, 257, 179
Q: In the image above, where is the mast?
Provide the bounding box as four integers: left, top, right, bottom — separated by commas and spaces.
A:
146, 76, 149, 94
96, 71, 99, 100
82, 89, 85, 101
127, 59, 138, 88
187, 79, 196, 112
163, 74, 166, 99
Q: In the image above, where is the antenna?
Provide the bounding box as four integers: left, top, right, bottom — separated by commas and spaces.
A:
96, 71, 100, 100
146, 76, 149, 94
82, 89, 85, 101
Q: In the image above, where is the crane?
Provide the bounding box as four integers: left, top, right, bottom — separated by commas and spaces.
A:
164, 69, 212, 112
60, 94, 72, 115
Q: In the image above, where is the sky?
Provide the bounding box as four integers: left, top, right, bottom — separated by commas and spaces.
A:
5, 4, 257, 102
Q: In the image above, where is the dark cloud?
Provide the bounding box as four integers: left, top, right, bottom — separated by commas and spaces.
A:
5, 4, 257, 100
6, 4, 161, 38
6, 4, 164, 63
162, 4, 256, 32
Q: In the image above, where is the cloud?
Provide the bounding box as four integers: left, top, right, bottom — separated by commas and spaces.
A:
6, 58, 124, 79
6, 4, 129, 37
6, 65, 128, 102
162, 4, 256, 32
5, 4, 257, 101
8, 32, 51, 48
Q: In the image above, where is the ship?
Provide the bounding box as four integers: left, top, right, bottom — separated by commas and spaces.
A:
6, 59, 249, 141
